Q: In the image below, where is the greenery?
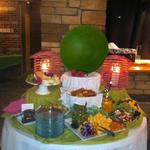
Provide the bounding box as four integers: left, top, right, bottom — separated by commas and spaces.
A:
60, 25, 108, 73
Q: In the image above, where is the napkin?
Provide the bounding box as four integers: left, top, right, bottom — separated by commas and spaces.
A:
3, 97, 25, 115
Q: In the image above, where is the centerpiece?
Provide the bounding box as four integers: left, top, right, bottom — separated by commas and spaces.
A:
58, 25, 144, 140
35, 58, 60, 95
3, 25, 145, 143
60, 25, 108, 108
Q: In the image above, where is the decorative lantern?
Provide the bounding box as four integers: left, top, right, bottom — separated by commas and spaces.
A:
100, 55, 132, 88
30, 50, 62, 95
31, 50, 62, 77
40, 58, 50, 75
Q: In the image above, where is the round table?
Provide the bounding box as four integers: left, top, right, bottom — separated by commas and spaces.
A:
1, 118, 147, 150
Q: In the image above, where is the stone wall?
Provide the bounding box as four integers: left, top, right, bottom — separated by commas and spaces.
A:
127, 72, 150, 95
0, 0, 22, 54
40, 0, 107, 52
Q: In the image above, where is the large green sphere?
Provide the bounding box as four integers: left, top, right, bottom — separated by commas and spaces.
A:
60, 25, 108, 73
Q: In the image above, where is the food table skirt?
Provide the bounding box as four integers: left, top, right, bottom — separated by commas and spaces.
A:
1, 118, 147, 150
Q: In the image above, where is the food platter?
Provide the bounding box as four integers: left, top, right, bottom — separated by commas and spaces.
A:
65, 118, 107, 141
65, 118, 125, 141
63, 97, 144, 141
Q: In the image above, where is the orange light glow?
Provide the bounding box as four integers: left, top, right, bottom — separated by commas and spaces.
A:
133, 66, 141, 70
40, 59, 50, 73
41, 63, 48, 71
129, 60, 150, 72
0, 7, 15, 13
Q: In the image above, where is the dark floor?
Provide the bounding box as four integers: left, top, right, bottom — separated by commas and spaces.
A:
0, 75, 31, 137
0, 75, 150, 149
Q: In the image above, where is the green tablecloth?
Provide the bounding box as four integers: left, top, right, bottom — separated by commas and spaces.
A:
3, 114, 144, 145
24, 86, 61, 108
2, 86, 144, 144
0, 54, 22, 69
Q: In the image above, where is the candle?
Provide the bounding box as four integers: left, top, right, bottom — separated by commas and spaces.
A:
36, 58, 51, 95
41, 58, 50, 74
111, 63, 121, 87
41, 63, 48, 73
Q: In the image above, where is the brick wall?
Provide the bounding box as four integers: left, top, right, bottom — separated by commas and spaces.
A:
40, 0, 107, 52
127, 72, 150, 95
0, 0, 22, 54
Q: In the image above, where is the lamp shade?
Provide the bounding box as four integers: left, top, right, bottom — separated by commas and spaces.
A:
31, 50, 62, 76
100, 55, 132, 88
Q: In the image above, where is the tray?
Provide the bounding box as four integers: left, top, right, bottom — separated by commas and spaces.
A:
65, 118, 125, 141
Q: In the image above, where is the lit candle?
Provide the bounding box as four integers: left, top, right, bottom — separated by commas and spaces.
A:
36, 59, 51, 95
41, 59, 50, 74
111, 63, 121, 87
41, 63, 48, 73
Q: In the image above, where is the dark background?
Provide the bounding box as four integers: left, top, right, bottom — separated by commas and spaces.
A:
106, 0, 150, 59
29, 0, 150, 59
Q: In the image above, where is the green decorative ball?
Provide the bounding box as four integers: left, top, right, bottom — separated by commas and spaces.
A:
60, 25, 108, 73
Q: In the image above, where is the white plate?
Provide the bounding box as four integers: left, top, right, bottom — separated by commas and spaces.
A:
65, 118, 107, 141
65, 118, 126, 141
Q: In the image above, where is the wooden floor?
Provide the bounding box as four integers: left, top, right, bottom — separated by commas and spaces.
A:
0, 76, 150, 149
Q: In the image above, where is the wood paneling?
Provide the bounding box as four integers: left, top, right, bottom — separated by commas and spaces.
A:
29, 0, 41, 54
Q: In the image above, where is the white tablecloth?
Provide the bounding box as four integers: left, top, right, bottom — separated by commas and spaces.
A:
61, 72, 101, 92
1, 118, 147, 150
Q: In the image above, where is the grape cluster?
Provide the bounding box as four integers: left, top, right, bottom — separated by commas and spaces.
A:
80, 122, 97, 137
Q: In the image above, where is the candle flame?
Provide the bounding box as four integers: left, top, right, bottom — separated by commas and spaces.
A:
41, 63, 48, 70
41, 58, 50, 73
